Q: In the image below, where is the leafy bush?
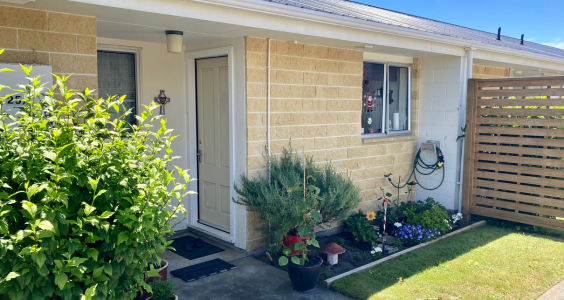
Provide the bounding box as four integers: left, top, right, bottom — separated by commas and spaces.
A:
405, 204, 450, 234
233, 148, 306, 254
0, 66, 192, 300
396, 224, 441, 246
234, 147, 360, 254
344, 211, 377, 245
313, 164, 360, 222
149, 280, 175, 300
376, 197, 446, 235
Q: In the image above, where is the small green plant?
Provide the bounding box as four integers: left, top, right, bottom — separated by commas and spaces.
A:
393, 238, 403, 248
149, 280, 176, 300
405, 204, 450, 234
336, 238, 346, 247
278, 154, 323, 266
353, 253, 363, 262
323, 265, 332, 278
345, 211, 377, 245
370, 246, 383, 261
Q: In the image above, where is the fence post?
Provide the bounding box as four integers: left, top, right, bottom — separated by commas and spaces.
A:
461, 78, 477, 222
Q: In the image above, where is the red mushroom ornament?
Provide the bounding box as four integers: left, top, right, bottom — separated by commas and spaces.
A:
321, 242, 346, 266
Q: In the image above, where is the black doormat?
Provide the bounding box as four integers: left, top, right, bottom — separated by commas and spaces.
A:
170, 258, 236, 282
169, 236, 224, 260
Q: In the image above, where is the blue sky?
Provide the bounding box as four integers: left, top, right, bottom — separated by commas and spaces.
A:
355, 0, 564, 49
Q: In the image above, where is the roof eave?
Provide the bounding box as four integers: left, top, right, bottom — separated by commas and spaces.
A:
190, 0, 564, 65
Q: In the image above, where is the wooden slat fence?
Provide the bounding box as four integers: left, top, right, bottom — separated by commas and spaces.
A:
462, 76, 564, 231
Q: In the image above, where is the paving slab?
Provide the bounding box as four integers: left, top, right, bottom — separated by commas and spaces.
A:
161, 232, 247, 271
170, 257, 351, 300
537, 279, 564, 300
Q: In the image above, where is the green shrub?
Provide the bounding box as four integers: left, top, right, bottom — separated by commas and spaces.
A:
233, 147, 360, 254
344, 211, 377, 245
0, 66, 192, 300
233, 148, 306, 254
405, 204, 450, 234
313, 164, 360, 223
376, 197, 446, 234
149, 280, 175, 300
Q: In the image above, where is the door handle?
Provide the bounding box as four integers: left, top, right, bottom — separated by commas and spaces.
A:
197, 150, 202, 163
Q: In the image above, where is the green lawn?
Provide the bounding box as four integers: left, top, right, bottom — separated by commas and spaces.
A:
331, 225, 564, 300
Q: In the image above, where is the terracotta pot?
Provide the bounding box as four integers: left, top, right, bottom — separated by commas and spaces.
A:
283, 235, 310, 256
147, 259, 168, 283
133, 259, 169, 300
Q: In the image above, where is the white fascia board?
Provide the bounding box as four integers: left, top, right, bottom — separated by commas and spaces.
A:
474, 50, 564, 72
73, 0, 564, 67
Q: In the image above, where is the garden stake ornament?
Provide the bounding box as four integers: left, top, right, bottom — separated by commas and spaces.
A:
154, 90, 171, 115
382, 197, 388, 254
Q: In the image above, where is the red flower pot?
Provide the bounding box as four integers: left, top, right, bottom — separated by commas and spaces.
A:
283, 234, 310, 255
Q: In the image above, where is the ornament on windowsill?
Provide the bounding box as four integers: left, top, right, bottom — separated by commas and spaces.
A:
364, 94, 374, 112
154, 90, 170, 115
367, 117, 373, 133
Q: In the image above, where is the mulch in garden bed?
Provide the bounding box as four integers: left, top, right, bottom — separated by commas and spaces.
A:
254, 223, 475, 284
254, 232, 407, 284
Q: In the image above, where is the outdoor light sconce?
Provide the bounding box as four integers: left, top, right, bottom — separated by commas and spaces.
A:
166, 30, 184, 53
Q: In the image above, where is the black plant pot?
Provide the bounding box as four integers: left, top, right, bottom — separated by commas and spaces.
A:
287, 255, 324, 292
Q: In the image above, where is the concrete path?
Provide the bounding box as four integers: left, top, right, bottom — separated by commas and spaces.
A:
170, 257, 351, 300
537, 279, 564, 300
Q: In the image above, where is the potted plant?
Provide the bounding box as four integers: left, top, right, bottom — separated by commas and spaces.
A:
278, 152, 324, 292
233, 147, 360, 256
149, 280, 178, 300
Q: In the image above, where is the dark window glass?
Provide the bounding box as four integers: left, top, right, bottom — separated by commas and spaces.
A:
362, 62, 384, 134
97, 51, 137, 125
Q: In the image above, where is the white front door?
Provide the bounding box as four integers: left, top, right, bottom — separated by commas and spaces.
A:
196, 56, 230, 232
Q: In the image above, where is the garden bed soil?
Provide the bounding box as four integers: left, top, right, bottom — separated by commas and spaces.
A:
254, 222, 476, 284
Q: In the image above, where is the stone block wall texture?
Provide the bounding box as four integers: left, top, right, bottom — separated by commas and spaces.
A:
0, 6, 97, 94
472, 64, 510, 79
244, 37, 421, 250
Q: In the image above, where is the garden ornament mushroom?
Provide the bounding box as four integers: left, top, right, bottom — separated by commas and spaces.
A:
321, 242, 346, 266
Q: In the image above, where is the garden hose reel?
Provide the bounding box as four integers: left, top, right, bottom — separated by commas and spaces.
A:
388, 141, 445, 191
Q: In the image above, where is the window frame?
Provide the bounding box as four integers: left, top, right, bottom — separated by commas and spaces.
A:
361, 60, 412, 139
96, 44, 142, 125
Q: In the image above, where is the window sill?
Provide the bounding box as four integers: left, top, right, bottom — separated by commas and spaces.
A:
361, 131, 413, 142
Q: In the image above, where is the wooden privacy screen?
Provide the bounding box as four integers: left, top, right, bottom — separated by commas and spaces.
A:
462, 77, 564, 231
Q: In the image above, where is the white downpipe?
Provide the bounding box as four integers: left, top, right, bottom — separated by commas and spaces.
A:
267, 39, 272, 180
457, 47, 475, 213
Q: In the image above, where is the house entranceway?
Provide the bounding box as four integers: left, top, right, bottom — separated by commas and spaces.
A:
462, 76, 564, 231
196, 56, 231, 233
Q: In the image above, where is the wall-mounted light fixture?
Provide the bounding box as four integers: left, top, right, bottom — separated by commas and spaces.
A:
165, 30, 184, 54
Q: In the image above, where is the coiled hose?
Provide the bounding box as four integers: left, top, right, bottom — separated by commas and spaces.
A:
388, 147, 445, 191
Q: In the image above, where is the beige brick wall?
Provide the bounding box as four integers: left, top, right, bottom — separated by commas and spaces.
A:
472, 64, 509, 79
244, 37, 421, 250
0, 6, 97, 93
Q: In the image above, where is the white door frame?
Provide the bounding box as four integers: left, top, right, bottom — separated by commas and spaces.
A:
185, 45, 246, 249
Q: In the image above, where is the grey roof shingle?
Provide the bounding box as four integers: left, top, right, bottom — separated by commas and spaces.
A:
264, 0, 564, 59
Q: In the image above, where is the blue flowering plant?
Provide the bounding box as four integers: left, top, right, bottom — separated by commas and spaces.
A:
396, 224, 441, 246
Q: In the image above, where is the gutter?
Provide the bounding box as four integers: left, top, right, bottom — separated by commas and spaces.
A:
188, 0, 564, 66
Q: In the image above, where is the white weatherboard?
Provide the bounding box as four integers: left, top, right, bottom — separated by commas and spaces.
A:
0, 64, 53, 118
